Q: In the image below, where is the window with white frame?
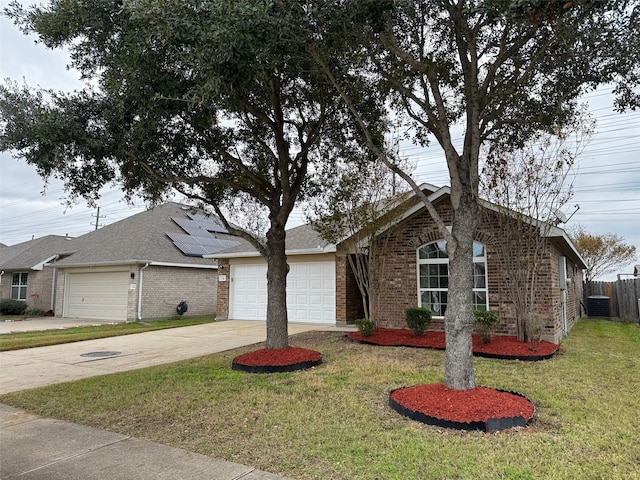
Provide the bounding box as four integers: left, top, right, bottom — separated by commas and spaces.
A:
417, 240, 488, 316
11, 272, 28, 300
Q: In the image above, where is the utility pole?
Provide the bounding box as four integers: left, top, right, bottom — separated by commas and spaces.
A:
91, 206, 106, 230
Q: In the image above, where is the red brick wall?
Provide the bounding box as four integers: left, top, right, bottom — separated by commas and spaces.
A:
216, 258, 230, 320
360, 199, 581, 341
335, 253, 364, 325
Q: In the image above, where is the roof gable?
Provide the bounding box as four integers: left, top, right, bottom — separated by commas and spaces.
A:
52, 203, 230, 268
0, 235, 74, 270
377, 186, 586, 269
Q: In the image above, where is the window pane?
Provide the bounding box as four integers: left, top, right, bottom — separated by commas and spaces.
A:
427, 264, 438, 288
439, 264, 449, 288
20, 273, 28, 285
473, 263, 486, 288
473, 291, 487, 309
11, 287, 19, 299
421, 291, 447, 316
419, 265, 428, 288
473, 242, 485, 258
419, 241, 448, 259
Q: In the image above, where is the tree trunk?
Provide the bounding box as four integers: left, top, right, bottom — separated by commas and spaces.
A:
443, 196, 477, 390
265, 224, 289, 349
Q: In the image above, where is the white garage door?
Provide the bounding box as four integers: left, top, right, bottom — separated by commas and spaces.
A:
230, 261, 335, 324
65, 271, 129, 320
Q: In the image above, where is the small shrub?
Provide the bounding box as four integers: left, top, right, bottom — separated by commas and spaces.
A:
405, 307, 432, 336
526, 316, 545, 351
0, 299, 27, 315
25, 307, 45, 317
474, 310, 499, 344
355, 318, 376, 337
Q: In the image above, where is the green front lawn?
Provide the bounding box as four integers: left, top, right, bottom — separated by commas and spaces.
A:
1, 319, 638, 479
0, 317, 216, 351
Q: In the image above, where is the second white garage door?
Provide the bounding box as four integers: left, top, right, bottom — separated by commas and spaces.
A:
65, 271, 129, 320
230, 261, 335, 324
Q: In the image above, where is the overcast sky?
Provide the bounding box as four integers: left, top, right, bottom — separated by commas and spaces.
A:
1, 14, 639, 280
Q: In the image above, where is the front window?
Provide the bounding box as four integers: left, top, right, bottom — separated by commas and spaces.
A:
417, 241, 488, 316
11, 273, 28, 300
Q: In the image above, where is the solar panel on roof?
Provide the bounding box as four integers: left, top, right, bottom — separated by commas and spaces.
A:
194, 236, 223, 247
187, 213, 229, 234
167, 214, 240, 257
166, 232, 201, 245
172, 242, 210, 257
171, 217, 208, 236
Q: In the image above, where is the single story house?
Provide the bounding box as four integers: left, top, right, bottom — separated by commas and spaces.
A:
0, 235, 75, 311
2, 202, 241, 321
213, 185, 586, 343
47, 202, 243, 321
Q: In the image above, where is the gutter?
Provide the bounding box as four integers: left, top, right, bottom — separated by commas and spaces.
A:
43, 259, 217, 269
208, 245, 336, 260
137, 263, 150, 321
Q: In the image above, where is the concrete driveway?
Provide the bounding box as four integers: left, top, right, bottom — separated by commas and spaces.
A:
0, 320, 343, 394
0, 316, 126, 335
0, 320, 355, 479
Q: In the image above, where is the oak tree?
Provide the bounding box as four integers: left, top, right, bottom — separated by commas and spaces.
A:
0, 0, 378, 349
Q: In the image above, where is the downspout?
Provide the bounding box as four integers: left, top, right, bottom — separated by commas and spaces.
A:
137, 263, 150, 321
0, 271, 4, 297
49, 256, 59, 311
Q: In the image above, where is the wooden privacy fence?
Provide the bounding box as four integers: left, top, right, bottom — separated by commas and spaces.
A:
584, 278, 640, 322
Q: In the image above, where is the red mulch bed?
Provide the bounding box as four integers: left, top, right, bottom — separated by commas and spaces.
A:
232, 347, 322, 373
348, 328, 559, 360
389, 383, 535, 432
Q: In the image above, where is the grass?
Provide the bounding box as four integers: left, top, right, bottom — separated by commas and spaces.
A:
1, 319, 639, 479
0, 317, 216, 351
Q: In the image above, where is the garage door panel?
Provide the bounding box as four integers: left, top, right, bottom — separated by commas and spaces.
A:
66, 271, 129, 320
230, 265, 268, 321
230, 261, 335, 324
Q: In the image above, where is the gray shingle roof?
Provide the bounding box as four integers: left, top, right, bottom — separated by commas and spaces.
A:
0, 235, 75, 270
52, 203, 223, 267
212, 223, 335, 258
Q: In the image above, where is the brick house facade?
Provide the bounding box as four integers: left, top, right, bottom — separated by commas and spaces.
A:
0, 268, 56, 311
334, 193, 585, 343
52, 264, 217, 322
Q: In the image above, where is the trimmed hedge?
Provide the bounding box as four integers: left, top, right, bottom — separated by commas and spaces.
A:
0, 299, 27, 315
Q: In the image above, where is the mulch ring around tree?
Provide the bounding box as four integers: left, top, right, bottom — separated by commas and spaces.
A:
348, 328, 559, 361
232, 347, 322, 373
389, 383, 535, 432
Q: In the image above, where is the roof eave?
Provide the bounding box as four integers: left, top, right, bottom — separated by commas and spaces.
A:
45, 259, 217, 269
208, 244, 336, 259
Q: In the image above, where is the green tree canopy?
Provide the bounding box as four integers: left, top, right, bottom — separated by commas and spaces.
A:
0, 0, 384, 348
313, 0, 639, 389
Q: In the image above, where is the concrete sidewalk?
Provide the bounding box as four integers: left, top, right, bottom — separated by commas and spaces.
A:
0, 320, 353, 479
0, 403, 291, 479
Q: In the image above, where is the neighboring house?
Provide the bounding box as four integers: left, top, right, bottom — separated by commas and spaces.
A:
214, 185, 586, 343
0, 235, 75, 311
46, 202, 240, 321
